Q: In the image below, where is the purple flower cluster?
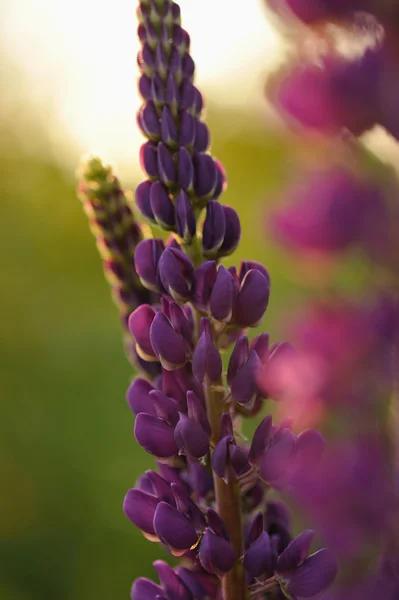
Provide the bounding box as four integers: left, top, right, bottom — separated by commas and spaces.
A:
113, 2, 339, 599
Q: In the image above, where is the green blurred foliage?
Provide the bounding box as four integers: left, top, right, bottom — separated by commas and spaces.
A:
0, 69, 304, 598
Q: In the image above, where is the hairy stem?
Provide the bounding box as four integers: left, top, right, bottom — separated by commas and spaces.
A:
205, 379, 249, 600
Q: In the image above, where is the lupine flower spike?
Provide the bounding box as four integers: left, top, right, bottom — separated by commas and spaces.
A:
78, 2, 338, 600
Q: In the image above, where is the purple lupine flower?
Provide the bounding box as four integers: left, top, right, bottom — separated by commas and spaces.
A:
210, 266, 238, 324
276, 532, 338, 599
174, 391, 211, 460
199, 509, 236, 576
135, 238, 165, 292
211, 413, 250, 481
249, 416, 298, 486
150, 311, 189, 370
227, 336, 262, 407
75, 3, 340, 600
243, 513, 273, 578
192, 318, 222, 382
158, 247, 195, 301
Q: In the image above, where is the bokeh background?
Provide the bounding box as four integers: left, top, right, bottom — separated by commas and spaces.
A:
0, 1, 379, 598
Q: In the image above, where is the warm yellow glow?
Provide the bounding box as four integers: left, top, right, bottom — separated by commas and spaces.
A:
2, 0, 279, 164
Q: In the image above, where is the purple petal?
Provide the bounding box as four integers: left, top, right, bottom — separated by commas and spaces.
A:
192, 319, 222, 382
192, 261, 217, 312
218, 205, 241, 257
153, 561, 192, 600
277, 530, 315, 573
158, 142, 176, 186
230, 350, 262, 406
249, 415, 273, 465
126, 378, 156, 416
176, 190, 196, 240
243, 532, 272, 578
153, 502, 199, 551
193, 154, 217, 199
199, 529, 235, 575
236, 269, 270, 328
134, 413, 178, 458
123, 489, 159, 535
174, 413, 210, 459
136, 180, 155, 221
128, 305, 157, 358
227, 336, 250, 386
134, 238, 165, 291
260, 428, 298, 485
131, 578, 163, 600
210, 265, 238, 322
150, 181, 175, 229
202, 200, 226, 255
283, 548, 338, 598
178, 147, 194, 191
211, 436, 230, 479
150, 312, 187, 370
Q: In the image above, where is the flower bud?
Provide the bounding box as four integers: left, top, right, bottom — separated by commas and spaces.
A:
276, 534, 338, 599
243, 513, 273, 578
161, 105, 179, 148
211, 423, 250, 482
192, 261, 217, 312
149, 181, 176, 229
153, 561, 192, 600
199, 509, 236, 575
236, 268, 270, 327
153, 501, 200, 554
218, 206, 241, 257
150, 311, 188, 370
230, 349, 262, 408
138, 101, 161, 140
158, 142, 176, 187
178, 147, 194, 191
180, 110, 196, 148
192, 318, 222, 383
210, 265, 238, 323
135, 180, 155, 221
134, 412, 178, 459
194, 120, 210, 153
202, 200, 226, 257
193, 154, 217, 199
128, 304, 158, 361
158, 247, 194, 301
174, 412, 210, 459
166, 73, 179, 115
123, 488, 159, 537
139, 141, 159, 180
126, 378, 155, 416
134, 238, 165, 291
138, 74, 151, 101
180, 80, 196, 111
176, 190, 196, 240
151, 72, 165, 107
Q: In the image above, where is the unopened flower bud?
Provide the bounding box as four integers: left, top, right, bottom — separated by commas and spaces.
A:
202, 200, 226, 257
149, 181, 176, 229
134, 238, 165, 291
192, 318, 222, 382
210, 265, 238, 323
158, 247, 194, 301
150, 311, 188, 370
176, 190, 196, 240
